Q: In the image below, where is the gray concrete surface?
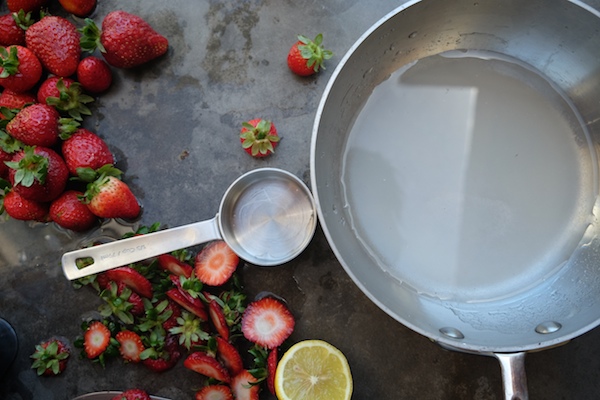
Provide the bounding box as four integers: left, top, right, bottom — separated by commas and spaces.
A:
2, 0, 600, 399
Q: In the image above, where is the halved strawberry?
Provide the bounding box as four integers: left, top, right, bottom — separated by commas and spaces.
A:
230, 370, 259, 400
166, 288, 207, 321
104, 266, 153, 299
194, 241, 239, 286
195, 385, 233, 400
157, 254, 193, 277
241, 297, 295, 349
266, 347, 277, 395
215, 337, 243, 376
83, 321, 110, 359
184, 351, 231, 383
115, 330, 144, 363
208, 300, 229, 340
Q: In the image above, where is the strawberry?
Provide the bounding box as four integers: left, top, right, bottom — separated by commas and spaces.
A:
161, 300, 182, 332
77, 56, 112, 94
287, 33, 333, 76
157, 254, 193, 278
184, 351, 231, 383
110, 389, 151, 400
6, 103, 60, 147
195, 385, 233, 400
0, 45, 42, 93
0, 11, 31, 47
194, 241, 239, 286
208, 300, 229, 340
169, 310, 210, 351
83, 320, 111, 359
99, 281, 144, 325
49, 190, 98, 231
30, 338, 70, 376
82, 168, 140, 219
115, 330, 144, 363
58, 0, 97, 18
7, 146, 68, 202
6, 0, 48, 13
103, 266, 153, 299
141, 334, 181, 373
239, 118, 279, 157
0, 149, 12, 178
0, 88, 36, 111
266, 347, 277, 395
0, 129, 23, 178
230, 370, 260, 400
61, 128, 114, 176
241, 297, 295, 349
25, 16, 81, 77
80, 11, 169, 69
2, 188, 49, 221
37, 76, 93, 120
166, 288, 208, 321
215, 337, 243, 376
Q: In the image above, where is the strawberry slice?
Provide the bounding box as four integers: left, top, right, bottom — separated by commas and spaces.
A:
241, 297, 295, 349
266, 347, 278, 395
157, 254, 193, 278
195, 385, 233, 400
231, 370, 259, 400
194, 241, 239, 286
84, 321, 111, 359
184, 351, 231, 383
216, 337, 243, 376
115, 330, 144, 363
166, 288, 208, 321
208, 300, 229, 340
104, 266, 153, 299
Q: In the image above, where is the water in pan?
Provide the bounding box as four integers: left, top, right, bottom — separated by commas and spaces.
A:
341, 50, 597, 303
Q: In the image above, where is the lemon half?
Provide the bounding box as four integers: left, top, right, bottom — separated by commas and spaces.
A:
274, 339, 353, 400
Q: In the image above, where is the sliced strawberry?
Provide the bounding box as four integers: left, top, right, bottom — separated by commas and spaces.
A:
194, 241, 239, 286
162, 300, 182, 331
184, 351, 231, 383
115, 330, 144, 363
83, 321, 110, 359
241, 297, 295, 349
208, 300, 229, 340
266, 347, 278, 395
157, 254, 193, 277
216, 337, 243, 376
195, 385, 233, 400
110, 388, 150, 400
166, 288, 208, 321
230, 370, 259, 400
104, 266, 153, 299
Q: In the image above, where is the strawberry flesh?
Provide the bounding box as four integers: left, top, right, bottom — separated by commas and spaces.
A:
241, 297, 295, 349
104, 267, 153, 299
216, 336, 243, 376
157, 254, 193, 277
208, 300, 229, 340
230, 370, 260, 400
184, 351, 231, 383
115, 330, 144, 363
83, 321, 110, 359
166, 288, 207, 321
195, 385, 233, 400
194, 241, 239, 286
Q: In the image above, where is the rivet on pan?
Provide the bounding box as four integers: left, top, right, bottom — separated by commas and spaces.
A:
535, 321, 562, 334
439, 327, 465, 339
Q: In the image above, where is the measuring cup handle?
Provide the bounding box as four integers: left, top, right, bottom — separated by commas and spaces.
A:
62, 217, 221, 280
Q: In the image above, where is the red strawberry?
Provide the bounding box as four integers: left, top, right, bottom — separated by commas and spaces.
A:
103, 266, 153, 299
266, 348, 277, 395
6, 0, 48, 13
49, 190, 98, 231
0, 148, 12, 178
162, 300, 182, 331
0, 45, 42, 93
287, 33, 333, 76
230, 370, 260, 400
58, 0, 96, 18
61, 128, 114, 176
241, 297, 295, 349
184, 351, 231, 383
0, 12, 30, 46
166, 288, 207, 321
194, 241, 239, 286
25, 16, 80, 77
83, 321, 111, 359
195, 385, 233, 400
110, 389, 151, 400
6, 103, 60, 147
239, 118, 279, 157
80, 11, 169, 69
216, 337, 243, 376
141, 335, 181, 373
7, 146, 68, 202
0, 88, 36, 111
77, 56, 112, 94
30, 338, 70, 376
157, 254, 193, 278
3, 189, 48, 221
208, 300, 229, 340
115, 330, 144, 363
82, 170, 140, 219
37, 76, 93, 120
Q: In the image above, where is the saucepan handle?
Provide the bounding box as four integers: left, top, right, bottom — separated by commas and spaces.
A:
494, 352, 528, 400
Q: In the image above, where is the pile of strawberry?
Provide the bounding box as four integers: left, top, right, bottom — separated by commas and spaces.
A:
42, 225, 295, 400
0, 0, 168, 231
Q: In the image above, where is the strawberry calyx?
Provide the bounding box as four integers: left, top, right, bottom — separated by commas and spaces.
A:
79, 18, 105, 53
240, 119, 279, 157
0, 46, 20, 77
99, 281, 137, 325
12, 10, 34, 31
0, 129, 23, 154
58, 117, 81, 140
168, 310, 210, 351
30, 338, 70, 376
44, 78, 94, 121
297, 33, 333, 73
5, 146, 49, 187
79, 164, 122, 200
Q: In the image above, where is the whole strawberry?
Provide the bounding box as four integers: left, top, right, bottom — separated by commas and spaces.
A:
6, 103, 60, 147
287, 33, 333, 76
50, 190, 98, 231
37, 76, 93, 120
61, 128, 114, 176
0, 129, 22, 178
0, 88, 36, 111
0, 45, 42, 93
3, 189, 49, 221
7, 0, 48, 13
81, 166, 140, 219
26, 16, 81, 77
6, 146, 69, 202
58, 0, 97, 18
80, 11, 168, 68
0, 11, 32, 47
240, 118, 280, 157
30, 338, 70, 376
77, 56, 112, 93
